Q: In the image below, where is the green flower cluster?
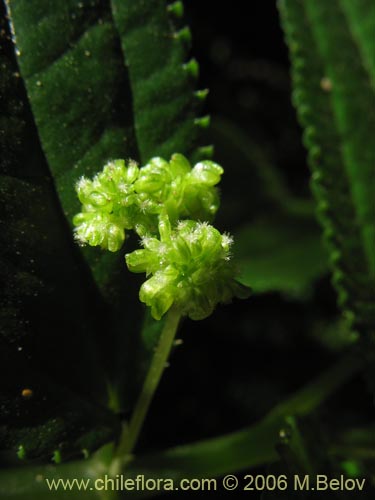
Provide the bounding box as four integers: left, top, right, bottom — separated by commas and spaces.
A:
73, 159, 140, 252
134, 154, 222, 224
73, 154, 223, 252
73, 153, 249, 320
126, 215, 249, 320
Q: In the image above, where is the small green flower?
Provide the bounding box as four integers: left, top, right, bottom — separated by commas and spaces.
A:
134, 153, 223, 223
126, 214, 249, 320
73, 159, 148, 251
75, 159, 139, 210
73, 211, 126, 252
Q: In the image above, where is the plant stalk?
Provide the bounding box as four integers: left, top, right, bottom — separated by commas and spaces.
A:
116, 309, 181, 461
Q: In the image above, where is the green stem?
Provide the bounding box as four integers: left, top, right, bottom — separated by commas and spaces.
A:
117, 309, 181, 460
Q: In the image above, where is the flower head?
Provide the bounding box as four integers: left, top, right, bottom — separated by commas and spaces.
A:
126, 214, 249, 320
73, 159, 152, 251
134, 153, 223, 223
73, 155, 224, 252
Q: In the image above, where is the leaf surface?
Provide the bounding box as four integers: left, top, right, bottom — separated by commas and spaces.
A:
235, 209, 328, 297
0, 3, 118, 461
278, 0, 375, 332
111, 0, 206, 163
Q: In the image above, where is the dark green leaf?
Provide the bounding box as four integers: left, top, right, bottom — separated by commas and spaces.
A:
111, 0, 206, 163
278, 0, 375, 333
5, 0, 141, 414
0, 4, 118, 461
235, 209, 328, 297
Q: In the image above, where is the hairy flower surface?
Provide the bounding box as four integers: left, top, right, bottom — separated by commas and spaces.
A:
134, 153, 223, 223
126, 215, 249, 320
73, 155, 224, 251
73, 159, 142, 251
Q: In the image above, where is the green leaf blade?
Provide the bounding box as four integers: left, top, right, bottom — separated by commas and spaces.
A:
339, 0, 375, 90
0, 5, 119, 461
235, 210, 328, 297
278, 0, 375, 332
303, 0, 375, 275
111, 0, 205, 162
6, 0, 143, 410
8, 0, 138, 201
